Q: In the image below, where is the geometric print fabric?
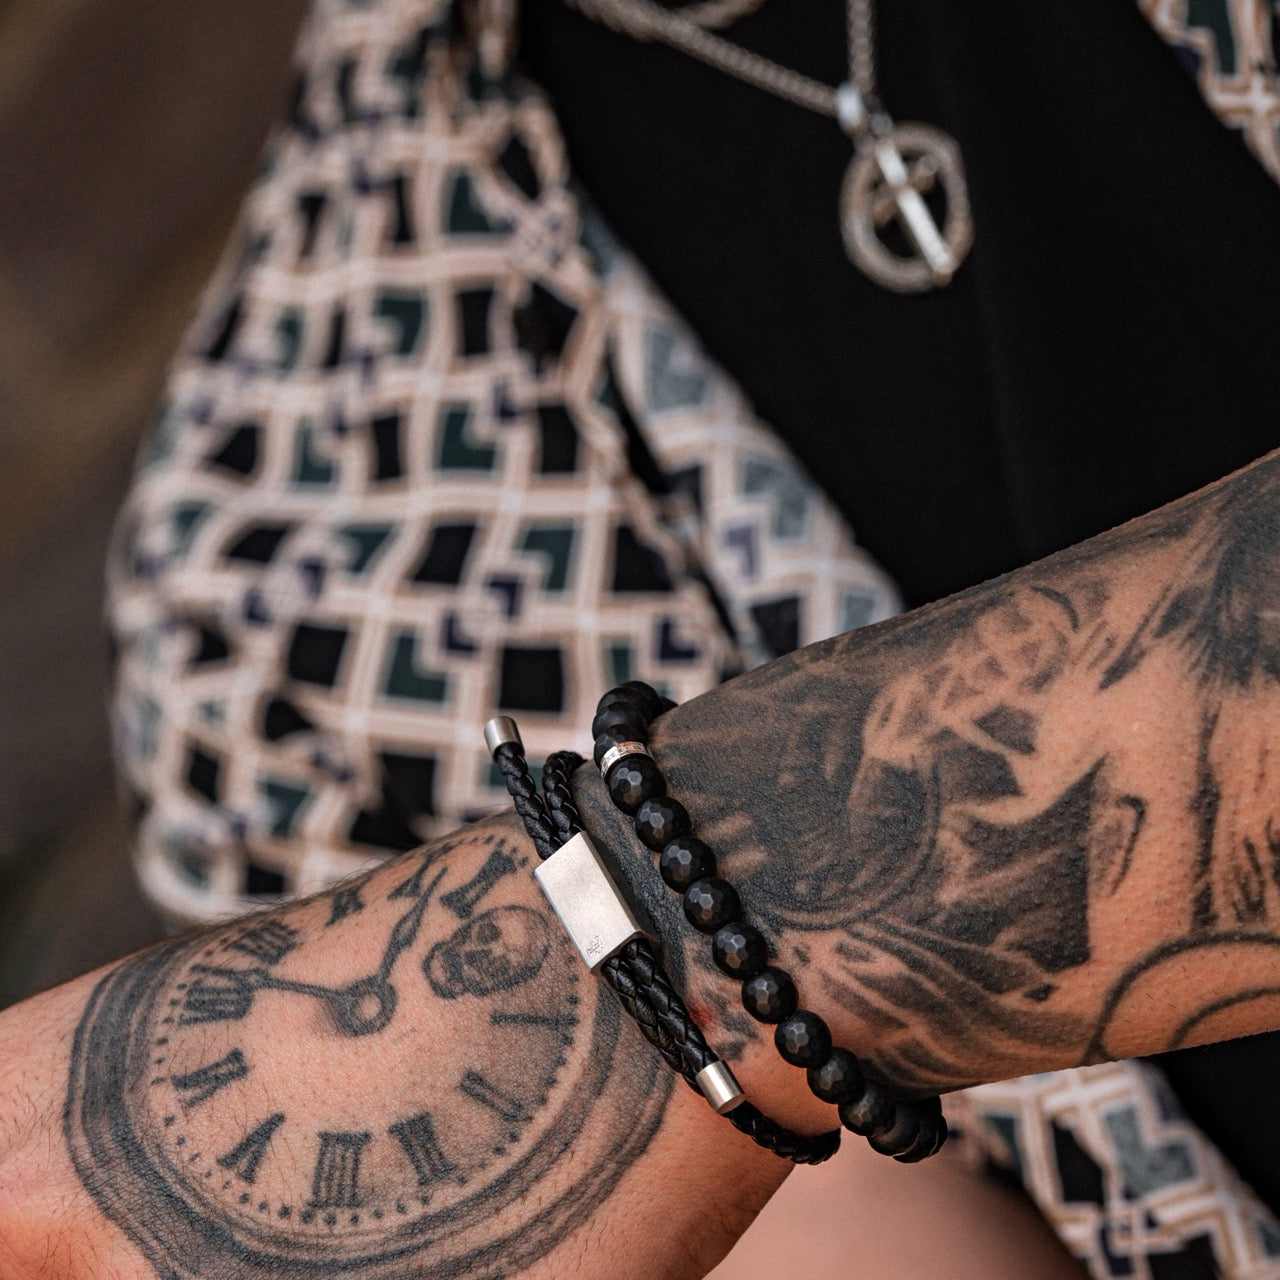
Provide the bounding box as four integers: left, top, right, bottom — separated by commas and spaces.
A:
106, 0, 898, 926
1140, 0, 1280, 184
948, 1062, 1280, 1279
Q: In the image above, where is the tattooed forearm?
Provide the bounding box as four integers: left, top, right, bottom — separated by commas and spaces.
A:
571, 451, 1280, 1093
53, 820, 681, 1280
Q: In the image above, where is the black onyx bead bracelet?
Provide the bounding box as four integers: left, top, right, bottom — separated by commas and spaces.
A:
594, 681, 947, 1163
485, 715, 839, 1165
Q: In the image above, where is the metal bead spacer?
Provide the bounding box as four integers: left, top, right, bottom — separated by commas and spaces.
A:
696, 1060, 746, 1114
484, 716, 523, 758
598, 740, 653, 778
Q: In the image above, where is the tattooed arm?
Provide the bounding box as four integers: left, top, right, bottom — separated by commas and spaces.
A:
582, 447, 1280, 1111
0, 816, 791, 1280
4, 451, 1280, 1278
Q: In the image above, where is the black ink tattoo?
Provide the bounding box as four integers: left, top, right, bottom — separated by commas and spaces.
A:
217, 1113, 286, 1185
328, 884, 367, 925
229, 919, 301, 966
582, 452, 1280, 1089
170, 1048, 249, 1108
440, 848, 517, 918
64, 831, 672, 1279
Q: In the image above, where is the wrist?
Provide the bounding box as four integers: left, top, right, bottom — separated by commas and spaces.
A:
1, 820, 790, 1280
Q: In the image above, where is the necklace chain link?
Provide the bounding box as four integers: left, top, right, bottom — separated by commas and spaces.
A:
564, 0, 878, 121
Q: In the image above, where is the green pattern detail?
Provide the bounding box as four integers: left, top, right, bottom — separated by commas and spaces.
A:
445, 170, 502, 235
259, 778, 312, 838
1187, 0, 1237, 74
385, 42, 424, 120
594, 356, 625, 424
291, 421, 338, 488
840, 589, 879, 633
275, 307, 304, 372
170, 502, 211, 556
336, 524, 395, 576
1258, 1220, 1280, 1258
383, 629, 450, 704
373, 289, 427, 356
136, 695, 160, 761
436, 403, 496, 472
986, 1113, 1026, 1184
517, 524, 576, 592
166, 836, 210, 887
741, 455, 810, 540
196, 700, 225, 726
606, 642, 634, 687
141, 402, 177, 469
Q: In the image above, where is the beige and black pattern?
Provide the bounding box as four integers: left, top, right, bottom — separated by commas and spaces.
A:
950, 1062, 1280, 1278
107, 0, 896, 926
1141, 0, 1280, 182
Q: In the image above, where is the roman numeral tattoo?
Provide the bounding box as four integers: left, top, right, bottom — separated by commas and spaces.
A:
388, 852, 436, 900
179, 968, 254, 1025
308, 1131, 371, 1209
228, 919, 300, 966
459, 1070, 530, 1125
327, 884, 366, 925
170, 1049, 249, 1109
389, 1111, 457, 1187
216, 1113, 285, 1185
441, 848, 516, 918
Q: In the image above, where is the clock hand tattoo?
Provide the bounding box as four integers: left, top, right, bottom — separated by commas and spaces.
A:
64, 830, 673, 1280
186, 868, 448, 1037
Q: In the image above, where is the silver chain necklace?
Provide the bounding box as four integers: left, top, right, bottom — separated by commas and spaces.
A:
562, 0, 973, 292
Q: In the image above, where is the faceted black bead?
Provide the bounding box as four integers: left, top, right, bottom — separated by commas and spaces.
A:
659, 836, 716, 890
712, 920, 768, 978
595, 686, 646, 719
619, 680, 665, 722
606, 755, 666, 814
593, 727, 633, 768
634, 796, 691, 850
741, 967, 798, 1023
683, 877, 741, 933
591, 702, 646, 742
894, 1107, 946, 1163
774, 1010, 832, 1068
867, 1104, 921, 1158
807, 1047, 864, 1104
838, 1080, 894, 1136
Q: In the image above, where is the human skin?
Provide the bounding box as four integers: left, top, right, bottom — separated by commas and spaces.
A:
4, 450, 1280, 1278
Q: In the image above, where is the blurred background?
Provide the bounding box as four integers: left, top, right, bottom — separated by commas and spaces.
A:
0, 0, 310, 1007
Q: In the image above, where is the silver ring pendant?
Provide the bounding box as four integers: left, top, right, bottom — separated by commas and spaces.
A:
840, 121, 973, 293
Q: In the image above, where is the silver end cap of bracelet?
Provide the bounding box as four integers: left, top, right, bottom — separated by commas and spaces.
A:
484, 715, 523, 758
696, 1061, 746, 1114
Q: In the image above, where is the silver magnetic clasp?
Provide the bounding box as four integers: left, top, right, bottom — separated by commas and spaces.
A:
483, 716, 523, 757
533, 831, 646, 972
695, 1061, 746, 1115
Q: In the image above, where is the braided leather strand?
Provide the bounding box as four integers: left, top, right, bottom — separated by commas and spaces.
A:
542, 752, 719, 1076
539, 749, 837, 1164
491, 743, 559, 861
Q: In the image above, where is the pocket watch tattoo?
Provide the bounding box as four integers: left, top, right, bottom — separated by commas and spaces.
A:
65, 832, 671, 1279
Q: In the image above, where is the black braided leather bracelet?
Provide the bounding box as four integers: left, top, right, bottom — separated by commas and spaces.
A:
485, 717, 839, 1165
594, 681, 947, 1163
